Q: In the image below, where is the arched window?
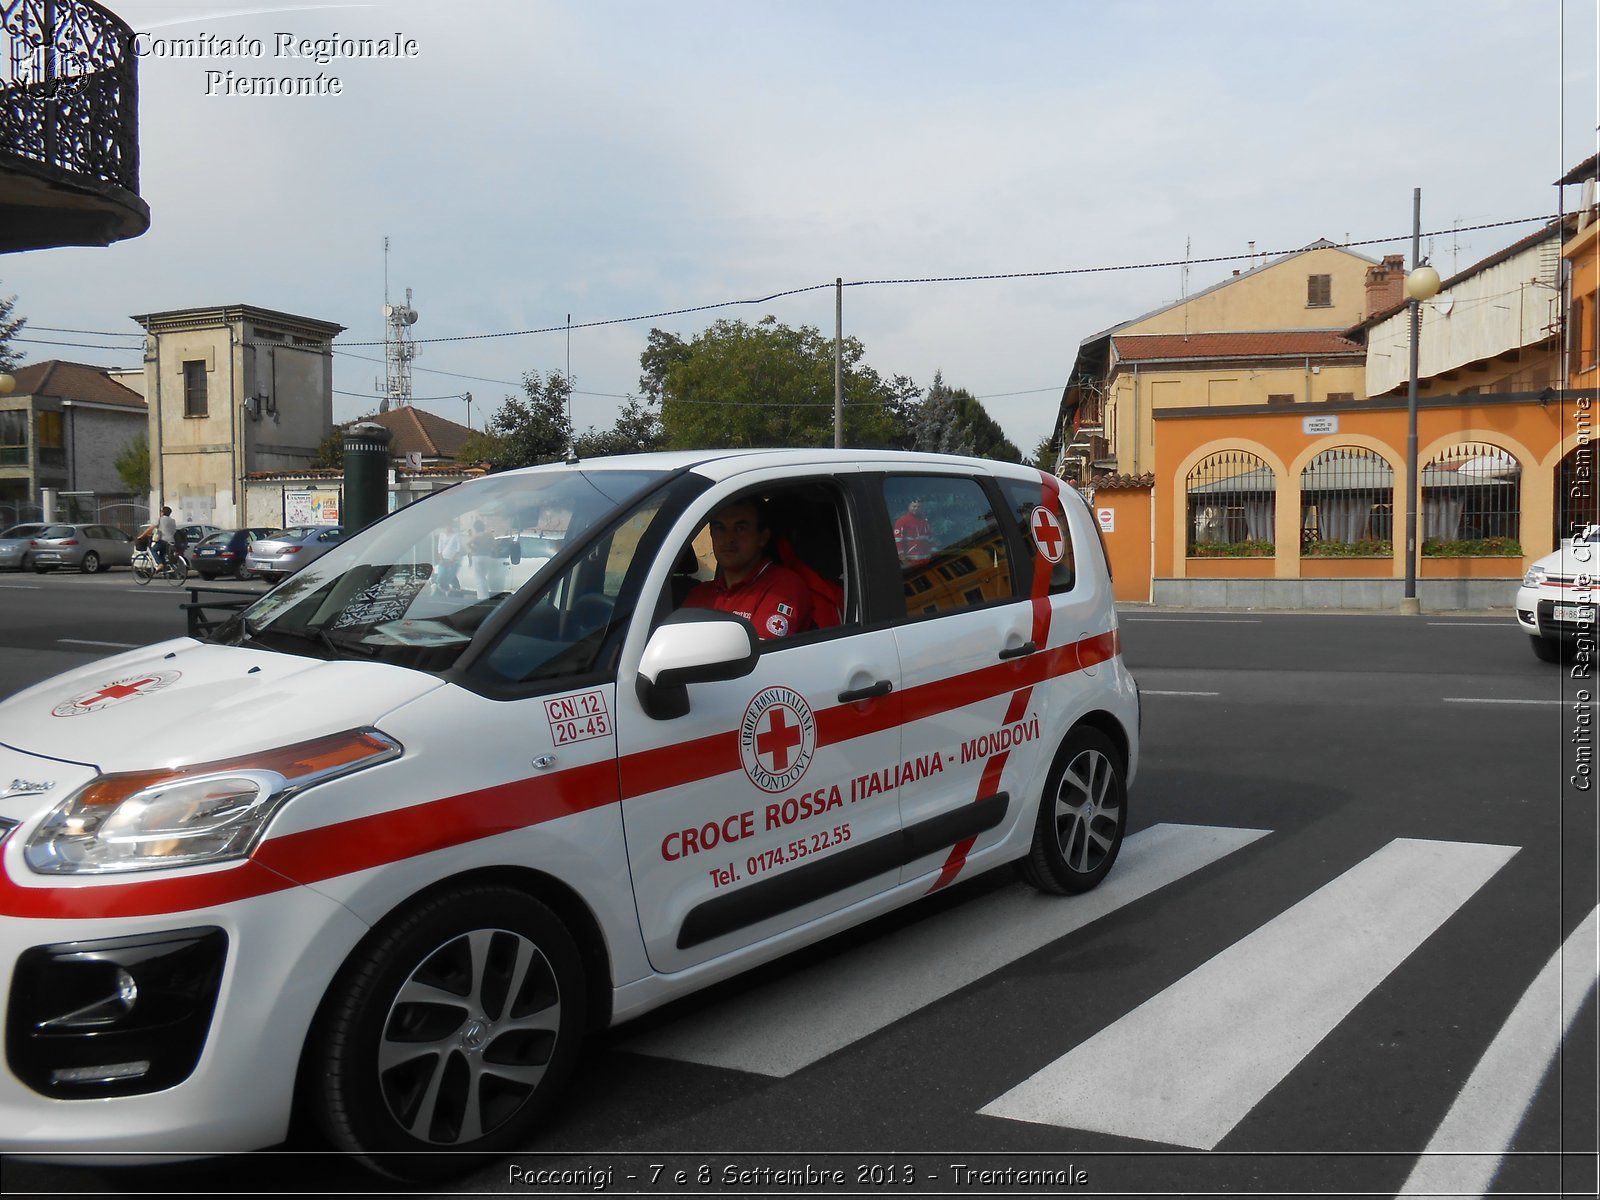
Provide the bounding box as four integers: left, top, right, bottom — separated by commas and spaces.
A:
1300, 448, 1393, 553
1420, 442, 1522, 554
1185, 451, 1275, 556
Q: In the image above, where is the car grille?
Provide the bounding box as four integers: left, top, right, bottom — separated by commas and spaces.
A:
1536, 597, 1600, 638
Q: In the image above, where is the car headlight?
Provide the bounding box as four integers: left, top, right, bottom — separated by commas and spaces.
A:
1522, 566, 1548, 587
24, 729, 401, 875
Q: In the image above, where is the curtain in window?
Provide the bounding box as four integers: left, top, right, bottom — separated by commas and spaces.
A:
1243, 500, 1275, 541
1319, 496, 1373, 543
1423, 494, 1465, 540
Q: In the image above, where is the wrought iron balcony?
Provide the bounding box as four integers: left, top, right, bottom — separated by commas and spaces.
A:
0, 0, 148, 252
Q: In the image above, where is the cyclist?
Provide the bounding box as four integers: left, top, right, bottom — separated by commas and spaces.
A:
153, 505, 178, 569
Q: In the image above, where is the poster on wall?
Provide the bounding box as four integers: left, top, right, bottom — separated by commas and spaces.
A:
178, 496, 215, 525
284, 489, 342, 526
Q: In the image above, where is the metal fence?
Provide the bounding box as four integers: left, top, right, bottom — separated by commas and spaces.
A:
0, 496, 147, 531
1186, 451, 1275, 554
1299, 448, 1394, 551
1419, 441, 1521, 550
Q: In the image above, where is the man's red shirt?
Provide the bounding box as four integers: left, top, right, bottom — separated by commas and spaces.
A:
683, 559, 813, 639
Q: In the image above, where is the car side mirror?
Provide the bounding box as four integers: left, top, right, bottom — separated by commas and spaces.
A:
636, 609, 759, 719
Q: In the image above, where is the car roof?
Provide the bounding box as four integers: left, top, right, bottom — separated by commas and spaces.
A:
498, 448, 1042, 486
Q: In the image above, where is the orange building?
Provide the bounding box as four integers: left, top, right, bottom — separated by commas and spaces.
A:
1066, 170, 1600, 609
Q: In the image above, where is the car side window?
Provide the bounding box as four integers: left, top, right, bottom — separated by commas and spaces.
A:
997, 476, 1075, 594
665, 479, 858, 642
881, 476, 1016, 619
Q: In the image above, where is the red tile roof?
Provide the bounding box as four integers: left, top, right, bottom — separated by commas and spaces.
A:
8, 360, 146, 409
355, 406, 474, 460
1111, 331, 1364, 363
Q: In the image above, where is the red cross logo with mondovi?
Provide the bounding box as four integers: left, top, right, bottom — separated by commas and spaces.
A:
1031, 506, 1065, 563
756, 706, 803, 772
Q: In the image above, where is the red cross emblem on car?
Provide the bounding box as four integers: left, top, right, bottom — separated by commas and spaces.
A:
739, 685, 816, 792
1031, 505, 1066, 564
51, 671, 180, 718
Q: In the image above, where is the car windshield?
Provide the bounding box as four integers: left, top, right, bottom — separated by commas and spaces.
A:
220, 465, 666, 671
38, 525, 73, 539
1, 524, 43, 538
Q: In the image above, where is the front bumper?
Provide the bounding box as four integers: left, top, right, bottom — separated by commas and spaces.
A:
0, 848, 371, 1157
1516, 585, 1599, 641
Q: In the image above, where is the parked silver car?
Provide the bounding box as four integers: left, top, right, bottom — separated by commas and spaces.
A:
28, 523, 136, 573
243, 524, 345, 583
0, 523, 47, 571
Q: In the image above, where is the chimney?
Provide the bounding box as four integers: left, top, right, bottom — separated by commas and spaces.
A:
1365, 254, 1406, 318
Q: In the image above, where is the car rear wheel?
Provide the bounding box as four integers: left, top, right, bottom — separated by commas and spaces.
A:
1531, 634, 1561, 663
1019, 726, 1127, 895
80, 551, 100, 574
308, 885, 586, 1178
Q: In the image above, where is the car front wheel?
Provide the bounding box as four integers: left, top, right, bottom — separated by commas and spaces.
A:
1019, 726, 1127, 895
1531, 634, 1561, 663
308, 885, 586, 1177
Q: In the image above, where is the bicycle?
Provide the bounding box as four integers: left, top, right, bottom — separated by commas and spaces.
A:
131, 545, 190, 586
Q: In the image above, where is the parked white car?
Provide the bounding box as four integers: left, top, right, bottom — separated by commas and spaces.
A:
1516, 525, 1600, 661
0, 449, 1139, 1174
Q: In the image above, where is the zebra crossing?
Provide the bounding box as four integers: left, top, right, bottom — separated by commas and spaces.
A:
622, 822, 1597, 1177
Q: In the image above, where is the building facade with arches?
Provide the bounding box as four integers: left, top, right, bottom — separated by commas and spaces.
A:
1078, 177, 1597, 608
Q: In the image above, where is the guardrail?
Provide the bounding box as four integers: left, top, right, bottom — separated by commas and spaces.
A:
180, 583, 259, 640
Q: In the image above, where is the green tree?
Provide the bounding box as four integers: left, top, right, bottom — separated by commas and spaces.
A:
1029, 432, 1059, 472
907, 371, 1022, 462
646, 317, 913, 450
477, 370, 574, 470
0, 284, 26, 374
114, 432, 150, 494
573, 396, 665, 458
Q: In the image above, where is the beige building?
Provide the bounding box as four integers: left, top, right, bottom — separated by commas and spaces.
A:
132, 304, 345, 527
1057, 241, 1380, 478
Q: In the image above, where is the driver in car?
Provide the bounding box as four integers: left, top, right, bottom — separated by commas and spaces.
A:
681, 498, 812, 639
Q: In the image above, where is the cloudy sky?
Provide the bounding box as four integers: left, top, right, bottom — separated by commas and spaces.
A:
5, 0, 1598, 454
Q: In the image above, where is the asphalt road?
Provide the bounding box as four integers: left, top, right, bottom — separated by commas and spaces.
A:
0, 574, 1594, 1197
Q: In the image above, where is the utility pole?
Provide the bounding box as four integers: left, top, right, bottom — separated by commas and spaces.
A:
834, 278, 843, 449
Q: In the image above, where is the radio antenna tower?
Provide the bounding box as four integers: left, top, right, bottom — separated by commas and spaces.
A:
377, 237, 419, 413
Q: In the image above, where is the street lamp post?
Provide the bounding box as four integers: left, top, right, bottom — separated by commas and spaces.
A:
1401, 187, 1441, 615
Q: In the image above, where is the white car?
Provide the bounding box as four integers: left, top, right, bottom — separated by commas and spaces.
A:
1516, 525, 1600, 661
0, 450, 1139, 1173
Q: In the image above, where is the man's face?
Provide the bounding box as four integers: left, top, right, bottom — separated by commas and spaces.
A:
708, 502, 768, 583
909, 500, 923, 516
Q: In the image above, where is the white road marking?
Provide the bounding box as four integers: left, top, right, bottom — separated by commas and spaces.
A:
623, 822, 1269, 1077
1142, 690, 1220, 697
980, 837, 1518, 1149
1427, 622, 1516, 628
1122, 617, 1261, 623
58, 639, 139, 649
1443, 698, 1564, 707
1398, 905, 1599, 1198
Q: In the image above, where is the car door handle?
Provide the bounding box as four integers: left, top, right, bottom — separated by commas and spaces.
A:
998, 641, 1038, 660
838, 679, 893, 703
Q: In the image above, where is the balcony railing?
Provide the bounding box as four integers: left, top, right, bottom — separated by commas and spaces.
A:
0, 0, 146, 251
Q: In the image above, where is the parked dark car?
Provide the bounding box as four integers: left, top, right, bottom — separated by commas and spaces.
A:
191, 527, 276, 580
29, 523, 136, 573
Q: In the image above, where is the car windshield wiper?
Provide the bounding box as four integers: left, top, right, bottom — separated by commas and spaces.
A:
245, 623, 372, 660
